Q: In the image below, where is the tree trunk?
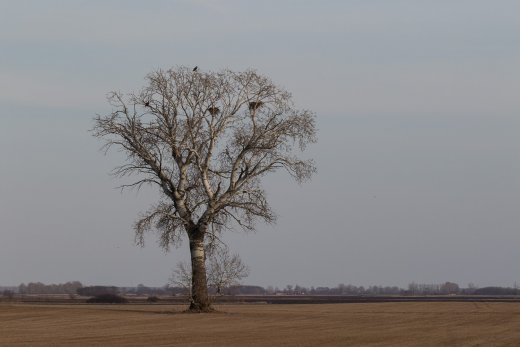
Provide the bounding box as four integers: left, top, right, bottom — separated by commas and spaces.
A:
188, 228, 213, 312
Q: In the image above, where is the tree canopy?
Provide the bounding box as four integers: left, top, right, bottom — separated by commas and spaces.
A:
93, 66, 317, 311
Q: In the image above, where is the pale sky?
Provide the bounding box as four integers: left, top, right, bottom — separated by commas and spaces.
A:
1, 0, 520, 289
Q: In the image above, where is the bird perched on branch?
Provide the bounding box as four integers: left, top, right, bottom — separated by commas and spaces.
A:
193, 66, 198, 72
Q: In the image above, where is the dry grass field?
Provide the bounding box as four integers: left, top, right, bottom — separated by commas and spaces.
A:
2, 302, 520, 346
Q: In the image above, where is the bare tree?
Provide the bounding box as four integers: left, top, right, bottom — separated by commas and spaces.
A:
93, 66, 316, 312
207, 246, 249, 295
171, 246, 249, 298
170, 261, 192, 296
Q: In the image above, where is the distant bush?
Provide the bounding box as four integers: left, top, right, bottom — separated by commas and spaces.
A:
86, 294, 128, 304
78, 286, 119, 296
146, 296, 159, 303
2, 290, 14, 300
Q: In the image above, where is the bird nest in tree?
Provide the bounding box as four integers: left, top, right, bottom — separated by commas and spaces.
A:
208, 107, 220, 115
248, 101, 263, 110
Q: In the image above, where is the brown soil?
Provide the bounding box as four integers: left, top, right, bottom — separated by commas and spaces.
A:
1, 302, 520, 346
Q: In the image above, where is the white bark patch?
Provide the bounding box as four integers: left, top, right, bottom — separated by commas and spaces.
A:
191, 243, 205, 261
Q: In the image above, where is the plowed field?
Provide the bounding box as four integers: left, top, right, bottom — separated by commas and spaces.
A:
2, 302, 520, 346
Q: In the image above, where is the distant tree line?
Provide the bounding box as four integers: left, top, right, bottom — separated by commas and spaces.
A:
407, 282, 461, 295
240, 283, 520, 296
18, 281, 83, 295
10, 281, 520, 296
168, 282, 519, 296
263, 284, 403, 296
405, 282, 520, 296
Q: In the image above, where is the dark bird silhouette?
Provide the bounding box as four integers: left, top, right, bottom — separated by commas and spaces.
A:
193, 66, 198, 72
144, 101, 150, 107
